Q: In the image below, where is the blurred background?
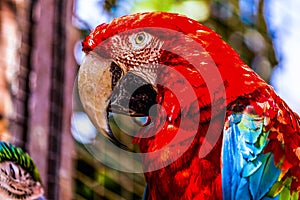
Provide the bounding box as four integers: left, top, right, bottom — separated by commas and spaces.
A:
0, 0, 299, 199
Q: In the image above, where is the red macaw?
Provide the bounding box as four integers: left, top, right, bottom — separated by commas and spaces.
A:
78, 12, 300, 200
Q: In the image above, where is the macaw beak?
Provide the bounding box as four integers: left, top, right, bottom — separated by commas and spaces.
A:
78, 52, 157, 147
78, 52, 113, 137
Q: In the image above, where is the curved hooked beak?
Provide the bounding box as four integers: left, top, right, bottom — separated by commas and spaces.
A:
78, 52, 113, 138
78, 52, 157, 147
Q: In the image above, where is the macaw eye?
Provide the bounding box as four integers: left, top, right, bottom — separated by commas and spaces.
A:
130, 32, 152, 49
135, 32, 146, 44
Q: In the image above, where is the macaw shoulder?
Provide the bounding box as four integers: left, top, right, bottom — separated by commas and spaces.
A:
222, 88, 300, 200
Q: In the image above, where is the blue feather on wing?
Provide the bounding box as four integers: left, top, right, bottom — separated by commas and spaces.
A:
221, 106, 282, 200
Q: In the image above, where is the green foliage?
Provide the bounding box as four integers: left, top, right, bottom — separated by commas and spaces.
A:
132, 0, 175, 12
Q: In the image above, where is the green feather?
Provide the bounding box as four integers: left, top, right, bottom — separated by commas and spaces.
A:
268, 176, 300, 200
0, 141, 42, 183
268, 181, 285, 197
291, 191, 299, 200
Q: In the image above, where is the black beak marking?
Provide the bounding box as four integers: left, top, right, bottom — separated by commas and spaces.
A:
106, 63, 157, 149
110, 61, 124, 90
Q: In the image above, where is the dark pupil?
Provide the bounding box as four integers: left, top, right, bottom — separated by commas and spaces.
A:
137, 35, 144, 42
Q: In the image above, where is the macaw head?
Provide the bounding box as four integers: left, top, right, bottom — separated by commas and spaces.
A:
78, 12, 262, 151
0, 142, 44, 200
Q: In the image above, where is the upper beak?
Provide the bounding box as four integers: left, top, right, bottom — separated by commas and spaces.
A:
78, 52, 115, 140
78, 52, 157, 146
